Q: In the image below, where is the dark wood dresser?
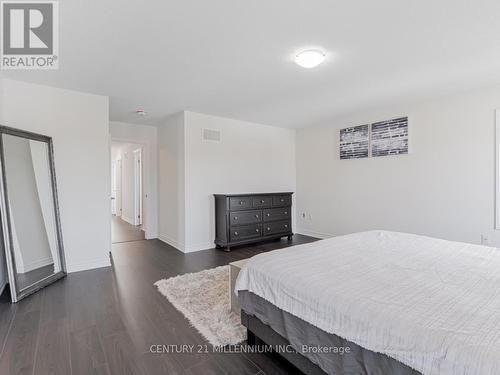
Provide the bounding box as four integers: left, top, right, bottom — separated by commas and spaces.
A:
214, 192, 293, 251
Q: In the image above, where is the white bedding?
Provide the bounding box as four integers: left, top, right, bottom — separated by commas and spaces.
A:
235, 231, 500, 375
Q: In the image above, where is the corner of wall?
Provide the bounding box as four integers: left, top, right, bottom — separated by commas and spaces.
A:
157, 235, 181, 252
158, 111, 187, 250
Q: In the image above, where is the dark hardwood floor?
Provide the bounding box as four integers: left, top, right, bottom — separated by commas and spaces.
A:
0, 234, 318, 375
111, 215, 146, 243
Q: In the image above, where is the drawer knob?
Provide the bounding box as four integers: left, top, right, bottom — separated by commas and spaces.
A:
266, 213, 271, 217
261, 200, 265, 203
234, 231, 238, 236
284, 224, 288, 228
280, 198, 284, 202
255, 228, 259, 232
284, 211, 288, 215
267, 227, 271, 231
234, 216, 238, 220
255, 214, 259, 218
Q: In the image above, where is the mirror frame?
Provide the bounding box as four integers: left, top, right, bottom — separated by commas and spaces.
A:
0, 125, 66, 302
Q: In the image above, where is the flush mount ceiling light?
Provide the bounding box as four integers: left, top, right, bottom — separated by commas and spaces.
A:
295, 49, 326, 69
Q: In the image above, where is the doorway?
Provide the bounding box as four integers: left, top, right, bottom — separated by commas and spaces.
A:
133, 148, 143, 226
110, 142, 145, 244
111, 158, 122, 216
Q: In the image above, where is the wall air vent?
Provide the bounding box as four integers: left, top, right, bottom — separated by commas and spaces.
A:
202, 128, 221, 142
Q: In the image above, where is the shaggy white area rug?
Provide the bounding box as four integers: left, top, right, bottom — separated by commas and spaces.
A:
154, 265, 246, 346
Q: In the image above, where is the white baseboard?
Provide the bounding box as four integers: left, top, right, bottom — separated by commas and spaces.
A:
184, 242, 214, 253
144, 225, 158, 240
66, 257, 111, 273
158, 233, 185, 252
296, 228, 336, 239
21, 256, 54, 273
158, 234, 214, 253
121, 215, 135, 225
145, 232, 158, 240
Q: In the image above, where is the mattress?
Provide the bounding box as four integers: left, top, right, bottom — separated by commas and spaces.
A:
235, 231, 500, 375
240, 290, 420, 375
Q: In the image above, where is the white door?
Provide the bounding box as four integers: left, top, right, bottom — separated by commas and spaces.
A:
111, 162, 117, 215
115, 159, 122, 217
133, 149, 143, 226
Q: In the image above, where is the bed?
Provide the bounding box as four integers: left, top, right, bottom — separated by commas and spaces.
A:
235, 231, 500, 375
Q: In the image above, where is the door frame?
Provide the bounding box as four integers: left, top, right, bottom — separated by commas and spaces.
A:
114, 158, 122, 217
132, 148, 143, 226
109, 136, 154, 241
111, 161, 116, 215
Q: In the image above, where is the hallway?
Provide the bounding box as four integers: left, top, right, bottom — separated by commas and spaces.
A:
111, 216, 145, 243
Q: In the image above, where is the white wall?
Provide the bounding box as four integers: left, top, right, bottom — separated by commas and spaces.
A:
158, 112, 185, 250
296, 85, 500, 246
183, 111, 296, 252
110, 121, 158, 238
0, 79, 111, 273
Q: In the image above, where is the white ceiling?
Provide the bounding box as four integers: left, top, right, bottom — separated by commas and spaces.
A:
2, 0, 500, 128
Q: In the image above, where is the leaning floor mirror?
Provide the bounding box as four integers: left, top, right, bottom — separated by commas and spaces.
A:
0, 126, 66, 302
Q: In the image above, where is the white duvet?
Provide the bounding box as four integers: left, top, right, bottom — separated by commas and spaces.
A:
235, 231, 500, 375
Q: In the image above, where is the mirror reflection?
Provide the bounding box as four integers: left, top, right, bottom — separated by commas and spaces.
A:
3, 134, 61, 291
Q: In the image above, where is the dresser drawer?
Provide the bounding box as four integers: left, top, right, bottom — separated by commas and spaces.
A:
230, 224, 262, 242
263, 207, 290, 222
273, 195, 291, 207
230, 210, 262, 225
229, 196, 252, 210
263, 220, 291, 235
252, 196, 273, 208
